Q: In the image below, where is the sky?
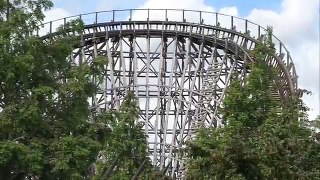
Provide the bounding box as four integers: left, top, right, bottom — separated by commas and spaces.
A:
45, 0, 320, 119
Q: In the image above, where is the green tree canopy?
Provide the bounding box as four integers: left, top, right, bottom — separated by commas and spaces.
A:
186, 28, 320, 179
0, 0, 159, 179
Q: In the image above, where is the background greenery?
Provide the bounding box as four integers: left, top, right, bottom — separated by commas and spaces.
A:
0, 0, 318, 179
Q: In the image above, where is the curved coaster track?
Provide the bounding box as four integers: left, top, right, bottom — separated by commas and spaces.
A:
41, 9, 297, 178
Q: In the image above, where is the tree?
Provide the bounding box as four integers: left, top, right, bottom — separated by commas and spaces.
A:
0, 0, 155, 179
91, 91, 150, 179
186, 28, 320, 179
0, 1, 169, 179
0, 0, 105, 179
90, 91, 173, 179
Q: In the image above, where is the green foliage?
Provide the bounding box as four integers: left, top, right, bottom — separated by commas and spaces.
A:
0, 1, 165, 179
0, 141, 43, 178
186, 28, 320, 179
251, 26, 276, 61
0, 0, 138, 179
92, 91, 151, 179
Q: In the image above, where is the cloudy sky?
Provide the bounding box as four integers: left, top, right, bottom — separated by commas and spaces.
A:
46, 0, 319, 119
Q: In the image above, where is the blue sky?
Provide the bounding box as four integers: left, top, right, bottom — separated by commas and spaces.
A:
51, 0, 282, 17
47, 0, 319, 118
209, 0, 281, 15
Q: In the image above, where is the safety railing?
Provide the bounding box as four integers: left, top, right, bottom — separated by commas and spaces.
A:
39, 9, 297, 89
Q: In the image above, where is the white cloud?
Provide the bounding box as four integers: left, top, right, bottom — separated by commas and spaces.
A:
137, 0, 213, 10
130, 0, 215, 23
39, 8, 72, 36
96, 0, 119, 11
96, 0, 142, 11
42, 0, 319, 118
291, 42, 319, 119
246, 0, 320, 119
138, 0, 319, 118
219, 6, 238, 16
130, 0, 319, 118
247, 0, 319, 46
44, 8, 71, 22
